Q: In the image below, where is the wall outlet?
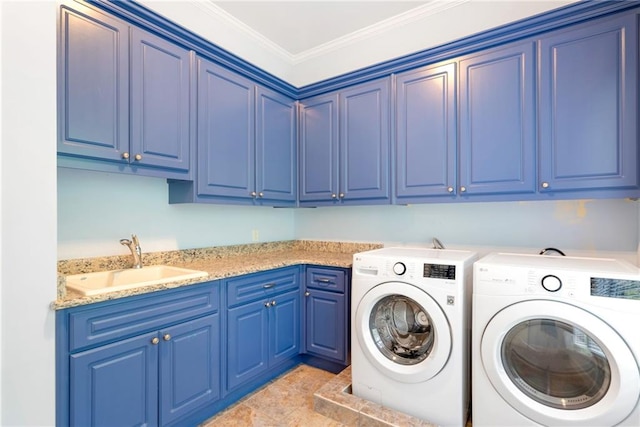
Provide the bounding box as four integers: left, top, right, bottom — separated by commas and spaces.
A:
252, 229, 259, 242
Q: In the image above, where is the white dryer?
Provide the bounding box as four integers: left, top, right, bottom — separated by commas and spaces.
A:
473, 253, 640, 427
351, 247, 478, 427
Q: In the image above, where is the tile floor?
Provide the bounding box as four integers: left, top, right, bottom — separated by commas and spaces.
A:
200, 364, 465, 427
200, 364, 343, 426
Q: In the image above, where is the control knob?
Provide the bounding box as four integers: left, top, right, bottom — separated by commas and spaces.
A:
393, 262, 406, 275
541, 275, 562, 292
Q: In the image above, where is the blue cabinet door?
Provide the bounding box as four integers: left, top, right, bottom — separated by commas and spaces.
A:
339, 78, 391, 203
395, 62, 457, 201
159, 314, 220, 426
58, 3, 129, 161
256, 87, 297, 203
304, 288, 346, 363
539, 14, 638, 193
299, 93, 340, 203
197, 58, 255, 199
70, 331, 159, 427
226, 299, 269, 391
459, 41, 536, 196
130, 28, 192, 173
269, 289, 301, 366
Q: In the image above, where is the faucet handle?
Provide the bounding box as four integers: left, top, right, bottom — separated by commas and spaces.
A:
131, 234, 140, 247
120, 238, 132, 246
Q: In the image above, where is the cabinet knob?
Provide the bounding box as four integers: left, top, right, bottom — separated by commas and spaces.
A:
460, 186, 467, 193
271, 300, 276, 306
447, 186, 454, 193
151, 337, 160, 345
134, 154, 142, 161
339, 193, 345, 199
163, 334, 171, 341
250, 191, 257, 197
265, 301, 272, 308
304, 291, 310, 297
541, 182, 550, 189
258, 192, 264, 198
122, 152, 130, 160
331, 194, 337, 199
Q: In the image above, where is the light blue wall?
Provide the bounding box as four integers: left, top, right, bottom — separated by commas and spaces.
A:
58, 168, 296, 259
295, 199, 639, 253
59, 166, 639, 259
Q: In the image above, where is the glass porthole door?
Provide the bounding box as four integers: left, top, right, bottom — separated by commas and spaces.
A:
481, 300, 640, 426
355, 281, 451, 383
369, 295, 435, 365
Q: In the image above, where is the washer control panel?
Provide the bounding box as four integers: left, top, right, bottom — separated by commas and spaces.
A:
392, 262, 406, 275
541, 274, 562, 292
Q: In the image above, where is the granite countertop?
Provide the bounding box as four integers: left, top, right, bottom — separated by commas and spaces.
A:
53, 240, 382, 310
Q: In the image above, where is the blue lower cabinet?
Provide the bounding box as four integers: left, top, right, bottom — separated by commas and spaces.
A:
159, 315, 220, 426
59, 282, 221, 427
303, 266, 350, 367
227, 298, 270, 390
225, 268, 301, 392
70, 331, 159, 427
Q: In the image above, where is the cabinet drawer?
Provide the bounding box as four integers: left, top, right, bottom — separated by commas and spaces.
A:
226, 267, 299, 307
68, 282, 219, 352
306, 267, 346, 293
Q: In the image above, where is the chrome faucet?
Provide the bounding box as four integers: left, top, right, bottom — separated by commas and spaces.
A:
120, 234, 143, 269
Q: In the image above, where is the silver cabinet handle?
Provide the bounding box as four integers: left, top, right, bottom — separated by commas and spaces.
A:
447, 186, 454, 193
122, 152, 130, 160
258, 192, 264, 197
163, 334, 171, 341
317, 278, 332, 284
304, 291, 310, 297
263, 283, 275, 289
134, 154, 142, 161
339, 193, 345, 198
250, 191, 257, 197
151, 337, 159, 345
331, 193, 337, 199
265, 301, 271, 308
460, 186, 467, 192
541, 182, 550, 189
271, 300, 276, 306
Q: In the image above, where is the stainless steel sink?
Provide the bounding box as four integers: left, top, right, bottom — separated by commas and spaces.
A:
65, 265, 209, 296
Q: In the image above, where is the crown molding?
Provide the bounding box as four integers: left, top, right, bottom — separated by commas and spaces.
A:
293, 0, 471, 64
190, 0, 296, 65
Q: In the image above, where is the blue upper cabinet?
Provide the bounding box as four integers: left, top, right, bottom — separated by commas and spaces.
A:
58, 2, 193, 180
196, 58, 255, 200
299, 93, 340, 203
58, 3, 129, 162
299, 77, 391, 206
130, 28, 192, 173
256, 87, 297, 203
458, 41, 537, 197
395, 62, 457, 203
538, 14, 638, 195
169, 57, 296, 206
340, 79, 391, 204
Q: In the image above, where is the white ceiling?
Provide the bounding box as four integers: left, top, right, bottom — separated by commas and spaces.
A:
211, 1, 431, 56
139, 0, 578, 86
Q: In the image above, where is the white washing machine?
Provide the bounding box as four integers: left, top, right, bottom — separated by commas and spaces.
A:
351, 247, 478, 427
473, 253, 640, 426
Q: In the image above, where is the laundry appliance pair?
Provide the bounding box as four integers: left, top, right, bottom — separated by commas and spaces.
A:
351, 248, 640, 427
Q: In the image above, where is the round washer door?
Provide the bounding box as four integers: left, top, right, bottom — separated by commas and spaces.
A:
355, 281, 451, 383
481, 300, 640, 426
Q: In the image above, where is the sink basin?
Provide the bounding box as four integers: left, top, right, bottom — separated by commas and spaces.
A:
65, 265, 209, 296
